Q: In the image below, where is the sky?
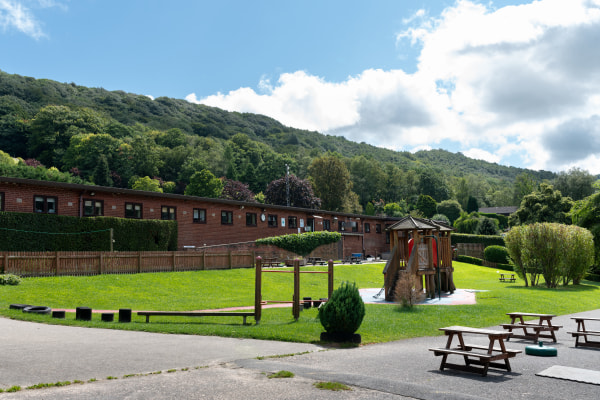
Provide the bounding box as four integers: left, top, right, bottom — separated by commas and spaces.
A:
1, 0, 600, 175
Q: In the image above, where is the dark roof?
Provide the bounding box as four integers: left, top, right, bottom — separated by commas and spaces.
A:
478, 206, 518, 215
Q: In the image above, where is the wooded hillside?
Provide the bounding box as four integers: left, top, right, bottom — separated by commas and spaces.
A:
0, 69, 556, 212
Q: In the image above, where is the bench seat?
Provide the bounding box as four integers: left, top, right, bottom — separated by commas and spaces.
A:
429, 347, 514, 376
462, 344, 522, 356
501, 323, 562, 330
569, 330, 600, 336
137, 311, 255, 324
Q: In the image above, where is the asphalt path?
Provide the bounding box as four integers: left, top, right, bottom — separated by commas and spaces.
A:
1, 309, 599, 399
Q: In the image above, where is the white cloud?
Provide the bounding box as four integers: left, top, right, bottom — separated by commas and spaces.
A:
188, 0, 600, 174
0, 0, 45, 39
462, 148, 501, 164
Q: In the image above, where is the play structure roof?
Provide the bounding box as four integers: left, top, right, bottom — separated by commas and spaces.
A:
387, 216, 454, 232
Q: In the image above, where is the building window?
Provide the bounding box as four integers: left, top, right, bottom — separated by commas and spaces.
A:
268, 214, 278, 227
246, 212, 257, 226
161, 206, 176, 220
34, 195, 57, 214
221, 210, 233, 225
288, 216, 297, 229
376, 224, 382, 233
0, 192, 4, 211
364, 223, 370, 233
83, 199, 103, 216
348, 221, 358, 232
125, 202, 142, 219
193, 208, 206, 223
386, 231, 391, 244
323, 219, 330, 231
338, 221, 345, 231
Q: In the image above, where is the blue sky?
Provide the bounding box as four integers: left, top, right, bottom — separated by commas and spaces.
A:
2, 0, 599, 175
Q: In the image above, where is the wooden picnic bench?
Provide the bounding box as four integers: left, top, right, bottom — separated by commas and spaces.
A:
429, 326, 521, 376
262, 257, 281, 267
501, 312, 562, 343
307, 257, 327, 265
137, 311, 255, 324
568, 317, 600, 348
499, 273, 515, 282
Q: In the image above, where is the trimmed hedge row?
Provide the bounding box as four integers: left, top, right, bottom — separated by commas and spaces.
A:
0, 211, 178, 251
451, 233, 505, 247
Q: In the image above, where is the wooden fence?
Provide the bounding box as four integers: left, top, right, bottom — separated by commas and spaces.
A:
0, 251, 255, 277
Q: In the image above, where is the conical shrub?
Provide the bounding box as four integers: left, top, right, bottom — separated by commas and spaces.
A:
318, 281, 365, 336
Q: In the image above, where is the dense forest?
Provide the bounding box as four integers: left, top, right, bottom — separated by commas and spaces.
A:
0, 69, 559, 214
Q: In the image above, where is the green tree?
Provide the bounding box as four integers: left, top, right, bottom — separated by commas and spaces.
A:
570, 192, 600, 269
475, 217, 500, 235
131, 176, 163, 192
92, 154, 113, 186
510, 183, 573, 226
383, 201, 408, 217
416, 194, 437, 218
553, 167, 595, 201
264, 174, 320, 209
436, 199, 463, 225
466, 196, 479, 213
184, 169, 223, 198
513, 172, 537, 204
418, 169, 450, 202
308, 154, 354, 212
348, 156, 385, 208
28, 105, 106, 167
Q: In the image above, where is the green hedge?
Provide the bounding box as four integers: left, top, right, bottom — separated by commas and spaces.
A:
456, 255, 483, 265
0, 211, 178, 251
451, 233, 505, 247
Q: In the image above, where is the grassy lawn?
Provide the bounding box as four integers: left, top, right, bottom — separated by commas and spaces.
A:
1, 262, 598, 344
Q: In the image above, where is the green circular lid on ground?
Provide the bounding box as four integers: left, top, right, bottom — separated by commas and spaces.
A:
525, 341, 557, 357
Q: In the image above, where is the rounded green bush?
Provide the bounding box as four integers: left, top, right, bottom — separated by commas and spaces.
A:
318, 281, 365, 335
484, 245, 510, 264
0, 274, 21, 286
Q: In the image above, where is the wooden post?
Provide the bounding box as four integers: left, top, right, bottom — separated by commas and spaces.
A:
293, 259, 300, 321
138, 252, 142, 273
254, 257, 262, 324
202, 251, 206, 270
99, 252, 104, 275
228, 250, 232, 269
172, 252, 176, 272
328, 259, 334, 299
55, 252, 60, 276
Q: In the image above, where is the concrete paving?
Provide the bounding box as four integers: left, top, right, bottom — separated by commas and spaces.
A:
1, 309, 600, 399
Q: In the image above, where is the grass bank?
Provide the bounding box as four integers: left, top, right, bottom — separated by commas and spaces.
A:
1, 263, 598, 344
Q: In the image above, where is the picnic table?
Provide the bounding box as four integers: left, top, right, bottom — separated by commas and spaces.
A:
501, 312, 562, 343
307, 257, 327, 265
568, 317, 600, 348
499, 273, 516, 282
429, 326, 521, 376
262, 257, 281, 267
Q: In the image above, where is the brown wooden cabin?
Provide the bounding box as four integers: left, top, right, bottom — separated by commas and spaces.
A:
383, 216, 455, 301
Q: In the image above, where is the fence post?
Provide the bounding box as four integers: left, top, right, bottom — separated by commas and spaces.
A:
254, 257, 262, 324
328, 259, 334, 298
99, 252, 103, 275
293, 259, 300, 321
202, 251, 206, 270
228, 250, 232, 269
172, 252, 176, 272
138, 252, 142, 273
55, 252, 60, 276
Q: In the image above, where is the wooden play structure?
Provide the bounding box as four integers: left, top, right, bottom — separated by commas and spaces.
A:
383, 216, 455, 301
